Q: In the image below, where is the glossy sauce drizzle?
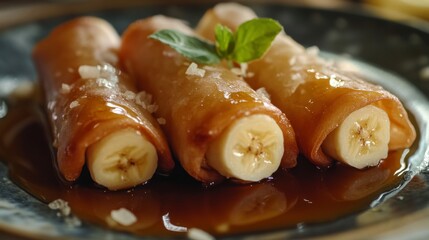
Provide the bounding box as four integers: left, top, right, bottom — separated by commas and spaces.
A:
0, 101, 411, 237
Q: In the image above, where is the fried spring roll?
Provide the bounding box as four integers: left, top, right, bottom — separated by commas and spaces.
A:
196, 3, 416, 169
120, 16, 298, 183
33, 17, 174, 190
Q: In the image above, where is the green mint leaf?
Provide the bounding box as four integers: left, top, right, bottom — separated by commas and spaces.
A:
149, 29, 221, 65
232, 18, 283, 63
214, 24, 234, 59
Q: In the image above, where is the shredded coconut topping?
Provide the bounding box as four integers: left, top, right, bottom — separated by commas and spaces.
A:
48, 199, 81, 227
329, 74, 344, 88
95, 78, 115, 89
135, 91, 158, 113
256, 87, 271, 102
69, 100, 79, 109
186, 62, 206, 77
231, 63, 253, 77
110, 208, 137, 226
162, 213, 187, 232
60, 83, 71, 94
187, 228, 215, 240
240, 63, 248, 76
78, 64, 119, 84
147, 104, 159, 113
290, 46, 324, 71
48, 199, 71, 216
123, 90, 136, 100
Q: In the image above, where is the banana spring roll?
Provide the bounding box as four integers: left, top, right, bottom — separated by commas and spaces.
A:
196, 3, 416, 169
33, 17, 174, 190
120, 16, 298, 183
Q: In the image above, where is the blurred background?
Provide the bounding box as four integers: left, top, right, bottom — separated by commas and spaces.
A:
0, 0, 426, 32
0, 0, 428, 22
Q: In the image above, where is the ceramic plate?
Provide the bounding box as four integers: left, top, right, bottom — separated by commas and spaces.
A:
0, 1, 428, 239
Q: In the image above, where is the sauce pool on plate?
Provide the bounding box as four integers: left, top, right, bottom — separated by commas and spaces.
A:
0, 99, 412, 237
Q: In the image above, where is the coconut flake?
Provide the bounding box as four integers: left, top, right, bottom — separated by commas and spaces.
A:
186, 62, 205, 77
162, 213, 187, 232
95, 78, 115, 88
123, 90, 136, 100
256, 87, 271, 102
60, 83, 71, 94
135, 91, 152, 106
48, 199, 71, 216
110, 208, 137, 226
147, 104, 159, 113
135, 91, 158, 113
78, 64, 119, 84
48, 199, 81, 227
240, 63, 248, 76
78, 65, 99, 79
69, 100, 79, 109
187, 228, 215, 240
99, 64, 119, 83
231, 63, 248, 77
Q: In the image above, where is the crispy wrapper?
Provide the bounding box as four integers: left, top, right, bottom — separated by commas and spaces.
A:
33, 17, 174, 181
196, 3, 416, 167
120, 16, 298, 183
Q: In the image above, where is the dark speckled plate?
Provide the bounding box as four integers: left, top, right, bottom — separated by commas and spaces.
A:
0, 1, 429, 239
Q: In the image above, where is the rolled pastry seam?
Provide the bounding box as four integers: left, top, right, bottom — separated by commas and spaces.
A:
196, 3, 416, 169
120, 16, 298, 183
33, 17, 174, 190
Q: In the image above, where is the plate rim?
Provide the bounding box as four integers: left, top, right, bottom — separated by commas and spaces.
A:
0, 1, 428, 239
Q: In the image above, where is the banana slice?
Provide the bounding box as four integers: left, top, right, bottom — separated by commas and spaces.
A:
87, 128, 157, 190
206, 114, 284, 182
322, 105, 390, 169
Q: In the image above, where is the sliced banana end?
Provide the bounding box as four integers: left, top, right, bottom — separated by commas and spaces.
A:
87, 128, 158, 190
322, 105, 391, 169
206, 114, 284, 182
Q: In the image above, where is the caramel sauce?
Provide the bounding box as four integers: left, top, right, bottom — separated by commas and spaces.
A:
0, 101, 410, 237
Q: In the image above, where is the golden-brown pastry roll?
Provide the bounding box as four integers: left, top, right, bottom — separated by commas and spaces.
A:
196, 3, 416, 168
120, 16, 298, 184
33, 17, 174, 190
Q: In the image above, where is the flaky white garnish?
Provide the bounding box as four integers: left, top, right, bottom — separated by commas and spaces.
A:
110, 208, 137, 226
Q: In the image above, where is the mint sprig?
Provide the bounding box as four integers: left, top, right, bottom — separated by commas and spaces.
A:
148, 29, 221, 65
232, 18, 282, 63
214, 24, 234, 59
148, 18, 283, 66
